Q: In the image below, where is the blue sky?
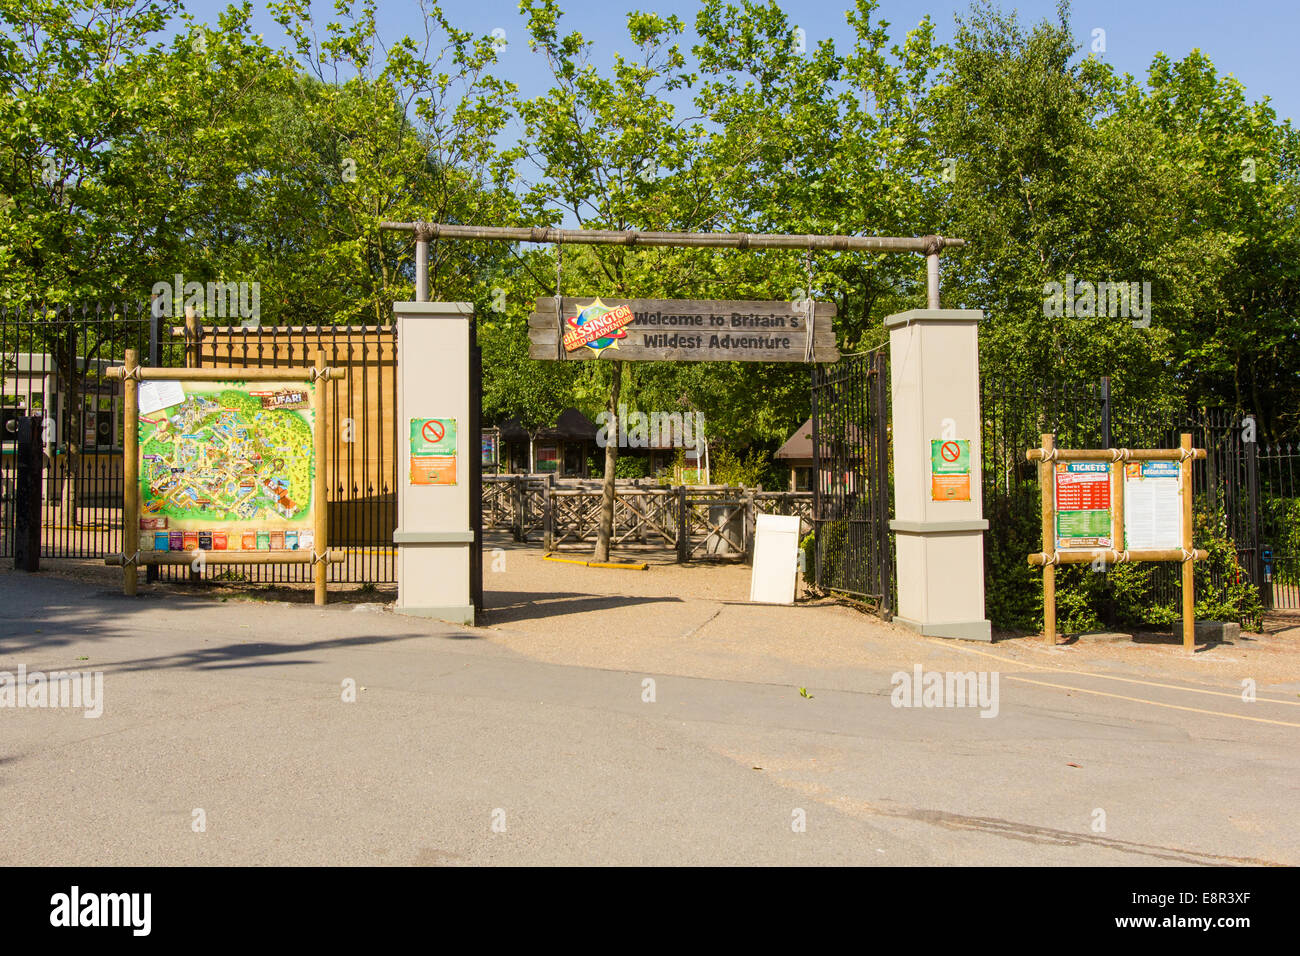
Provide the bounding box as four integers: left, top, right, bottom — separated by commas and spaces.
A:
179, 0, 1298, 123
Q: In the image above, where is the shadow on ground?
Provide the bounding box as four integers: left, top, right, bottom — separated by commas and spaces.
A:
482, 590, 684, 624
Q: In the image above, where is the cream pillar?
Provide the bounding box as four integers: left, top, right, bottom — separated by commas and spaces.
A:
394, 301, 475, 624
886, 309, 991, 641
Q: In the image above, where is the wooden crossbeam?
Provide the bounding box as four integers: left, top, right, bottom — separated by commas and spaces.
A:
622, 494, 677, 544
683, 499, 746, 557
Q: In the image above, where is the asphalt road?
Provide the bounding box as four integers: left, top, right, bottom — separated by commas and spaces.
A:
1, 571, 1296, 865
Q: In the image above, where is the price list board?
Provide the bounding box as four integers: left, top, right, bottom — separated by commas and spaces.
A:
1054, 462, 1113, 550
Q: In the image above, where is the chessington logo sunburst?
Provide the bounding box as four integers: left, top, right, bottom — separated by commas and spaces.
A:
562, 298, 634, 356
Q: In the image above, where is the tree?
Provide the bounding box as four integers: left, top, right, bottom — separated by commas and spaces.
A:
0, 0, 187, 519
513, 0, 697, 560
268, 0, 524, 322
927, 0, 1177, 407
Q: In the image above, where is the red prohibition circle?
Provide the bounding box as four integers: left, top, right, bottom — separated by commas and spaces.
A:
940, 441, 961, 462
423, 420, 445, 443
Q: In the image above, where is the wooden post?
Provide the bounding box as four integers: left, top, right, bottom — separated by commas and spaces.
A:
415, 236, 429, 302
543, 482, 554, 552
926, 250, 940, 309
313, 351, 328, 606
1112, 457, 1125, 563
744, 488, 756, 564
1181, 432, 1195, 652
123, 349, 140, 596
184, 305, 200, 368
1040, 433, 1056, 645
184, 303, 203, 585
513, 477, 524, 543
677, 484, 688, 563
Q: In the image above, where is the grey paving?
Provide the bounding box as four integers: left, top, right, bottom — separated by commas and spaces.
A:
0, 571, 1295, 865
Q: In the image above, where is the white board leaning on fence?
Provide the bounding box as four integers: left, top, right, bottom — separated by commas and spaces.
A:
749, 513, 803, 605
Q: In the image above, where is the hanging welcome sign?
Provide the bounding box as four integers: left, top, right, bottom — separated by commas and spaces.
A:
529, 297, 838, 363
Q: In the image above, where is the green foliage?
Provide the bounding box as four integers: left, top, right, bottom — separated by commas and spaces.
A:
800, 531, 817, 588
1053, 565, 1107, 634
1191, 508, 1265, 628
613, 455, 649, 478
1105, 562, 1179, 628
1260, 497, 1300, 586
0, 0, 521, 321
709, 445, 768, 487
983, 488, 1047, 631
478, 311, 581, 428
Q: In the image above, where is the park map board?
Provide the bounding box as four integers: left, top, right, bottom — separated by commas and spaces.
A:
136, 380, 316, 554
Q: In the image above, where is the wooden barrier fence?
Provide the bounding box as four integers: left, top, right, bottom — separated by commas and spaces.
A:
482, 475, 813, 561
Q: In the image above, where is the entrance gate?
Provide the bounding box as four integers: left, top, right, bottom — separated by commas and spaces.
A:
810, 350, 893, 617
379, 222, 963, 623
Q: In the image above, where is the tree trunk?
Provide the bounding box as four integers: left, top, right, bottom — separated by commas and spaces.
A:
594, 362, 623, 562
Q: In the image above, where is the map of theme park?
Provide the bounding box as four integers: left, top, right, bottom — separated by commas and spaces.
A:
139, 388, 313, 525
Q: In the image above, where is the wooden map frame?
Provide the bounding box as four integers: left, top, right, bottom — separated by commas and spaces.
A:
1026, 433, 1208, 651
105, 349, 346, 605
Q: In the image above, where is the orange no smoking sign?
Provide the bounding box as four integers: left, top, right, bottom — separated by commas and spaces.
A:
930, 438, 971, 502
410, 418, 457, 486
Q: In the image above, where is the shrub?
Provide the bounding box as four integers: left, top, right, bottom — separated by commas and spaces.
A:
613, 455, 649, 478
710, 445, 768, 487
800, 531, 817, 589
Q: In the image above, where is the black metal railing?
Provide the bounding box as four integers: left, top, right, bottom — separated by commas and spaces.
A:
0, 302, 173, 560
1259, 443, 1300, 611
811, 349, 893, 616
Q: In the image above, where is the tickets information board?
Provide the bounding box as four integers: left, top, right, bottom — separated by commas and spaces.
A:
1054, 462, 1113, 549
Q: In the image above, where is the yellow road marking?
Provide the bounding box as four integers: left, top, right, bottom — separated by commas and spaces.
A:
543, 553, 648, 570
1002, 675, 1300, 728
926, 639, 1300, 707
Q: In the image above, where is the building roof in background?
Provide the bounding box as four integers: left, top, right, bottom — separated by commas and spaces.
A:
775, 418, 813, 460
497, 408, 598, 443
